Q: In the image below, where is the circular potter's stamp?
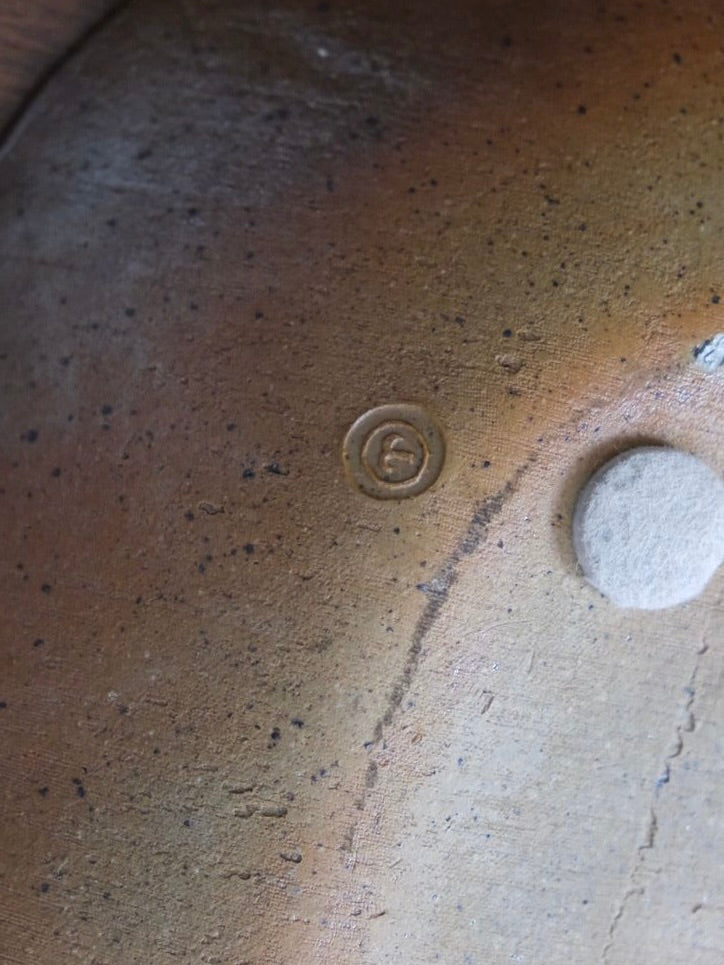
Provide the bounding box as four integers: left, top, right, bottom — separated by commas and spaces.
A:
343, 404, 445, 499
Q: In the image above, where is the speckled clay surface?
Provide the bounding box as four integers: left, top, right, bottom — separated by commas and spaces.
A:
1, 2, 723, 963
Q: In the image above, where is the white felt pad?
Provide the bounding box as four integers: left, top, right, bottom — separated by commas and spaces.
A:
572, 447, 724, 609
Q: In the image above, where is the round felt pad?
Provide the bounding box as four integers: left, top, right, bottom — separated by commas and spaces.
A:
572, 447, 724, 609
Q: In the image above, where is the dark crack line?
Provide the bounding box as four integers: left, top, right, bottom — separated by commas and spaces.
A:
602, 647, 706, 962
363, 458, 535, 791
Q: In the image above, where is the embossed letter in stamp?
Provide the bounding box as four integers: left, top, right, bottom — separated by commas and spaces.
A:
343, 404, 445, 499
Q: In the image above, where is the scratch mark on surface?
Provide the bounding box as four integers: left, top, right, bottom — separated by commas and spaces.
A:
363, 458, 535, 792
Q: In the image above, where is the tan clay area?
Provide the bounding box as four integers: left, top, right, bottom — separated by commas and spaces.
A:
0, 1, 722, 963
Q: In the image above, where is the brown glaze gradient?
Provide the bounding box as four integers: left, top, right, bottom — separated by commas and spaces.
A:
1, 2, 722, 963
